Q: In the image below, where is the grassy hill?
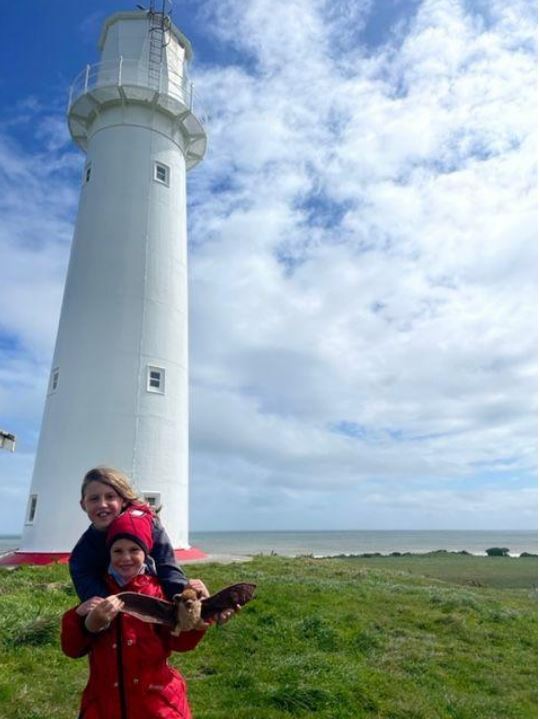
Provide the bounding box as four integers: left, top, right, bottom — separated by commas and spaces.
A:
0, 554, 536, 718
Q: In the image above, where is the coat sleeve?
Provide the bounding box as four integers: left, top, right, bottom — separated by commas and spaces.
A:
150, 522, 189, 600
61, 607, 93, 658
69, 530, 110, 602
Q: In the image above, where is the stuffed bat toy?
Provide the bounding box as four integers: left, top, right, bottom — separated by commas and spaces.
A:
117, 582, 256, 635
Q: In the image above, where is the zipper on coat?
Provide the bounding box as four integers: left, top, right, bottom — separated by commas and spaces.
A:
115, 617, 128, 719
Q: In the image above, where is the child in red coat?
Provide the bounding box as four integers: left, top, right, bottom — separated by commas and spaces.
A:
62, 506, 207, 719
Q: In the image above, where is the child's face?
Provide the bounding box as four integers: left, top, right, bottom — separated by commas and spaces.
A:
110, 539, 145, 582
80, 480, 125, 531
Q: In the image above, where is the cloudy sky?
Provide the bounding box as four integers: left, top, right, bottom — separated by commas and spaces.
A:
0, 0, 536, 534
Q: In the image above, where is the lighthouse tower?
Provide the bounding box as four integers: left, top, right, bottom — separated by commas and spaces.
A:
17, 9, 206, 558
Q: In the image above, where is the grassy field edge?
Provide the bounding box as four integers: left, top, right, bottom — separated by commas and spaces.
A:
0, 554, 537, 719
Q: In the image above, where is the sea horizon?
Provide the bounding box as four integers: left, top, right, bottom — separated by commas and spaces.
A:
1, 528, 537, 558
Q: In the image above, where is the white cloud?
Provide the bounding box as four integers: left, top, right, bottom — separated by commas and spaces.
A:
0, 136, 80, 358
186, 0, 537, 527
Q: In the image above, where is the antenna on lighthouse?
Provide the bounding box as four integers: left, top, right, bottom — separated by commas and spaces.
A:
147, 0, 173, 89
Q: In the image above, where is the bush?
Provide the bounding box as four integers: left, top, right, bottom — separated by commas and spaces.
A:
4, 614, 58, 647
485, 547, 509, 557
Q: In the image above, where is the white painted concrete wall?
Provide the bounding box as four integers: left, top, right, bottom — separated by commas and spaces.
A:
20, 12, 202, 552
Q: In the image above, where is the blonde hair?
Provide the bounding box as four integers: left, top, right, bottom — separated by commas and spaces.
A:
81, 466, 143, 505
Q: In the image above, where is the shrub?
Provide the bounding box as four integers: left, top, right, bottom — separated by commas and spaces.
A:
4, 614, 58, 647
485, 547, 509, 557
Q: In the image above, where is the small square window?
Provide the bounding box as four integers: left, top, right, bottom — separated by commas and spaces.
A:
49, 368, 60, 394
143, 492, 161, 509
154, 162, 169, 185
26, 494, 38, 524
84, 163, 92, 183
147, 365, 165, 393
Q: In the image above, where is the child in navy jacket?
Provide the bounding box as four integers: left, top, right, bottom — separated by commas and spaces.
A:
69, 467, 205, 604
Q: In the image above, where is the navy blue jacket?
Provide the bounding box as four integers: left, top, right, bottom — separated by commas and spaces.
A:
69, 520, 188, 602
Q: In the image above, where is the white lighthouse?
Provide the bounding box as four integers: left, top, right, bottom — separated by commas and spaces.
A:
17, 8, 206, 558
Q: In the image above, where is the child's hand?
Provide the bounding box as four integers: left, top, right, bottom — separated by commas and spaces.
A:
76, 596, 105, 617
187, 579, 210, 599
215, 605, 241, 625
85, 595, 124, 633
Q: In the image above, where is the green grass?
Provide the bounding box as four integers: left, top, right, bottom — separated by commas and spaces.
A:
330, 551, 538, 589
0, 554, 536, 718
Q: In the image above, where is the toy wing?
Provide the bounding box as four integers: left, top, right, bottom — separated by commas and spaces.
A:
201, 582, 257, 621
116, 591, 177, 627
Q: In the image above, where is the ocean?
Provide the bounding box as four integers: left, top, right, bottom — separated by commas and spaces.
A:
1, 529, 537, 558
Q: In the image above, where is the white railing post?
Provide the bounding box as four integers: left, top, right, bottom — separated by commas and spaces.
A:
84, 64, 90, 93
118, 56, 123, 86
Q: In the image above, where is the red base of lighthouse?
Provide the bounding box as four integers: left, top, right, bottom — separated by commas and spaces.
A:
0, 552, 70, 566
0, 547, 207, 566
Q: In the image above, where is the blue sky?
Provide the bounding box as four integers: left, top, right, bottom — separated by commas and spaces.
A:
0, 0, 537, 534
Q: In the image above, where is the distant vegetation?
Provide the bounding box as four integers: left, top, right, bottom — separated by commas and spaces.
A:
0, 553, 537, 718
485, 547, 510, 557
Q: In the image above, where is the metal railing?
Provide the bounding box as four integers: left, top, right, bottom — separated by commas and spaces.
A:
68, 58, 204, 122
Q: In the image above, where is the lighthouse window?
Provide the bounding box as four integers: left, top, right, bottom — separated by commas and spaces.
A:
49, 367, 60, 394
154, 162, 170, 186
26, 494, 38, 524
147, 366, 165, 393
143, 492, 161, 509
84, 163, 92, 183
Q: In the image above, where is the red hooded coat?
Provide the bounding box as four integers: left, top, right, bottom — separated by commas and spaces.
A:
61, 573, 205, 719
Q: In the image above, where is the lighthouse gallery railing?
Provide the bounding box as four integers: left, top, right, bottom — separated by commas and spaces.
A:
68, 58, 205, 123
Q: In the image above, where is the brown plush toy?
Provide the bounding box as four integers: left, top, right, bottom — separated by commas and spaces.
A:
171, 588, 206, 635
117, 583, 256, 634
